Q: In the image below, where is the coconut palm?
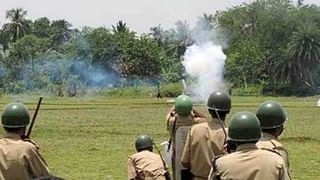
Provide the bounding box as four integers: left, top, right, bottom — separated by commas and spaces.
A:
112, 20, 130, 34
166, 20, 194, 57
2, 8, 30, 43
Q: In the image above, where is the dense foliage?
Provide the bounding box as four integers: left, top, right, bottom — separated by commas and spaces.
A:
0, 0, 319, 96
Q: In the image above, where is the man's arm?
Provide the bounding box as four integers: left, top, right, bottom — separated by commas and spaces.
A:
181, 130, 191, 169
25, 145, 50, 178
280, 163, 291, 180
127, 158, 136, 180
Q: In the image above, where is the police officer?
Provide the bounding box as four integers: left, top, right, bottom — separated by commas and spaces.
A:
209, 112, 290, 180
128, 135, 168, 180
181, 91, 231, 179
166, 95, 207, 179
256, 100, 290, 170
166, 95, 207, 134
0, 102, 50, 179
166, 94, 207, 151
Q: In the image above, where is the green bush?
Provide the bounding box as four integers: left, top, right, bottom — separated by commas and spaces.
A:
101, 82, 183, 98
232, 85, 263, 96
160, 82, 183, 97
269, 84, 319, 97
102, 86, 154, 97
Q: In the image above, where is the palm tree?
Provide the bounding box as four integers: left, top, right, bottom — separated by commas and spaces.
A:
166, 20, 194, 57
2, 8, 30, 43
149, 24, 164, 46
112, 20, 130, 34
277, 23, 320, 87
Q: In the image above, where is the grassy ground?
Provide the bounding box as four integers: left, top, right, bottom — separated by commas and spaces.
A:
0, 95, 319, 179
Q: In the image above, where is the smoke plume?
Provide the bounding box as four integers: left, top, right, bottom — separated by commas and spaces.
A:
183, 42, 226, 102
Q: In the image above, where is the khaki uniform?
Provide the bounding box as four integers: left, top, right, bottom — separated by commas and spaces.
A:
166, 111, 207, 151
128, 150, 167, 180
209, 144, 290, 180
0, 133, 50, 180
167, 109, 207, 180
256, 132, 290, 170
181, 119, 227, 179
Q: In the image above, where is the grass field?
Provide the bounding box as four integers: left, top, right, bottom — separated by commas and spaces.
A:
0, 95, 319, 179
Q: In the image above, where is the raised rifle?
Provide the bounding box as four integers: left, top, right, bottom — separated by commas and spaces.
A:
25, 96, 43, 138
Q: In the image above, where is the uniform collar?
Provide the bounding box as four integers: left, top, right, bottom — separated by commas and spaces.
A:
3, 132, 22, 140
261, 132, 277, 140
236, 143, 258, 151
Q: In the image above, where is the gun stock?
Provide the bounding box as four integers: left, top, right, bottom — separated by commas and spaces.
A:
153, 142, 172, 180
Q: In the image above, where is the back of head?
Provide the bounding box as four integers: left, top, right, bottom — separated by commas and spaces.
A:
207, 91, 231, 119
175, 95, 193, 117
135, 135, 153, 152
228, 111, 261, 142
256, 100, 286, 130
1, 102, 30, 129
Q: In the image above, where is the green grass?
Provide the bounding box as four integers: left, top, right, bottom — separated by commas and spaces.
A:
0, 95, 319, 179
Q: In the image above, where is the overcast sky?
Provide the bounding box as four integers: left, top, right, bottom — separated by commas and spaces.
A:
0, 0, 319, 33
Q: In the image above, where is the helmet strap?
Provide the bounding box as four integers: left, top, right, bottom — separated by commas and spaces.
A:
275, 125, 284, 138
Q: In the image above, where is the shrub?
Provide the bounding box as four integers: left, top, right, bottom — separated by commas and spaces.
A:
160, 82, 183, 97
232, 85, 263, 96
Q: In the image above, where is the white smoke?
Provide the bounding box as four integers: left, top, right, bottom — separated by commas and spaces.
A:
182, 42, 227, 102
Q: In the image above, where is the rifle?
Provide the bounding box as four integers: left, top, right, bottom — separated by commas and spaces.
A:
153, 142, 172, 180
208, 106, 232, 153
25, 96, 43, 138
211, 108, 237, 153
167, 113, 177, 152
213, 108, 228, 144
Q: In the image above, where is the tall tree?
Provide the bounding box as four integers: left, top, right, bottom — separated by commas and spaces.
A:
0, 30, 10, 57
282, 24, 320, 86
2, 8, 30, 43
50, 20, 73, 50
149, 24, 165, 46
32, 17, 51, 38
166, 20, 193, 57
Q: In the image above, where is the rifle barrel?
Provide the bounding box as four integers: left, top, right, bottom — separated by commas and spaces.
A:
26, 96, 43, 138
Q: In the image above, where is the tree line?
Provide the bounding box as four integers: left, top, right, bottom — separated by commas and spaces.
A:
0, 0, 319, 96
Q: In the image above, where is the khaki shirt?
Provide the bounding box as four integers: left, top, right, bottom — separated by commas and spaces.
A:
128, 150, 167, 180
211, 144, 290, 180
166, 112, 207, 151
256, 132, 290, 170
0, 133, 50, 180
181, 119, 227, 179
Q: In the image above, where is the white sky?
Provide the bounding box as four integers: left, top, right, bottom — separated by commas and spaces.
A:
0, 0, 319, 33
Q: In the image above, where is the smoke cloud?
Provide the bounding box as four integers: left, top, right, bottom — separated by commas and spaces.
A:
183, 42, 227, 102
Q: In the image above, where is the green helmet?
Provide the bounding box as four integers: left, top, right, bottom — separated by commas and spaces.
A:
207, 91, 231, 112
175, 95, 193, 116
256, 101, 287, 129
135, 135, 153, 151
228, 111, 261, 142
1, 102, 30, 128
